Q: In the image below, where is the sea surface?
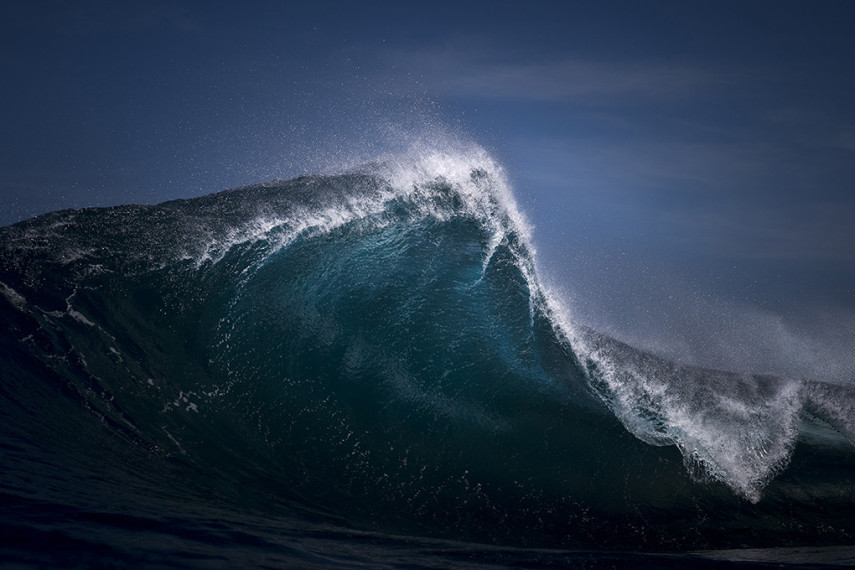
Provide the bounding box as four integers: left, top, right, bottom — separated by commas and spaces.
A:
1, 146, 853, 568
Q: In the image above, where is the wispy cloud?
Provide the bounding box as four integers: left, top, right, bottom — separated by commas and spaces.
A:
387, 45, 742, 103
512, 135, 785, 193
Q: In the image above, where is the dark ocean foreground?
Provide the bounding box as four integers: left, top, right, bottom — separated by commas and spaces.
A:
1, 147, 854, 568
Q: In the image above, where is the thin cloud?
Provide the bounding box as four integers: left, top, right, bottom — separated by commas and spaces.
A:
514, 136, 784, 192
388, 46, 741, 102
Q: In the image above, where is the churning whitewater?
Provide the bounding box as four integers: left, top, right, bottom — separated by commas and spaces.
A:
1, 144, 854, 560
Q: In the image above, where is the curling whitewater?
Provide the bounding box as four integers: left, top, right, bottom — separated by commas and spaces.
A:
1, 146, 854, 564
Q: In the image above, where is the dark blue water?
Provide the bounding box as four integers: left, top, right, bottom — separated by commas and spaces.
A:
1, 149, 853, 568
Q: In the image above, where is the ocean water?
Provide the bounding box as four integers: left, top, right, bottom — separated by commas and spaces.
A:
1, 146, 853, 568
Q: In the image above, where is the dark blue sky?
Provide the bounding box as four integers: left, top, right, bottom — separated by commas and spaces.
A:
2, 0, 854, 378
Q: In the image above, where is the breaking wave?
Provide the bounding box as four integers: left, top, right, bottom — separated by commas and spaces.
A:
1, 143, 853, 554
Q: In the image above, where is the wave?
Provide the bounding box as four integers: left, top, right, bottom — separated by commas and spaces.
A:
1, 144, 853, 551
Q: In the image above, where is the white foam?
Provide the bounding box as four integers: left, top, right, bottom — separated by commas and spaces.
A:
67, 307, 95, 326
802, 381, 855, 446
63, 293, 95, 326
558, 319, 813, 501
0, 281, 27, 311
180, 141, 538, 313
191, 215, 283, 267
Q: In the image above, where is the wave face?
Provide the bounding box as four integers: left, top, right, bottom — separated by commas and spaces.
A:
1, 146, 854, 557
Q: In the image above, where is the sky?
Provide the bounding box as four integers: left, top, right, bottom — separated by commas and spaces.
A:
2, 0, 855, 379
